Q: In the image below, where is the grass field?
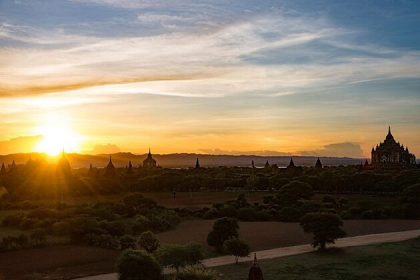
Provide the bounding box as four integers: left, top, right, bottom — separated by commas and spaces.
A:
215, 237, 420, 280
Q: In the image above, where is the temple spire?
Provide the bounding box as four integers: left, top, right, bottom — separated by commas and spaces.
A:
386, 125, 394, 140
195, 158, 200, 169
288, 157, 295, 168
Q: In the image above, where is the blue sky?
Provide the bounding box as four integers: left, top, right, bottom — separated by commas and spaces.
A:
0, 0, 419, 157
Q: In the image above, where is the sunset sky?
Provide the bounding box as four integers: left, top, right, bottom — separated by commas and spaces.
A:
1, 0, 420, 157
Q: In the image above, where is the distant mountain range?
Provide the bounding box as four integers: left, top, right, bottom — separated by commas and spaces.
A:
0, 152, 367, 169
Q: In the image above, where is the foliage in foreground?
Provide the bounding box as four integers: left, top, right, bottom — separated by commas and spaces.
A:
155, 243, 204, 273
300, 212, 346, 250
223, 238, 250, 264
117, 249, 162, 280
207, 217, 239, 249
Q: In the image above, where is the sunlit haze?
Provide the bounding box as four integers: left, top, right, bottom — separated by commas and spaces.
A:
1, 1, 419, 157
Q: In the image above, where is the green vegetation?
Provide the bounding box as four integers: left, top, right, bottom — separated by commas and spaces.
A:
300, 212, 346, 250
117, 249, 162, 280
223, 238, 251, 264
207, 217, 239, 250
155, 243, 204, 274
0, 193, 180, 252
138, 231, 160, 253
216, 238, 420, 280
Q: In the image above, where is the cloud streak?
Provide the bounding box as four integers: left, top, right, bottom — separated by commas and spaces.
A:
2, 12, 420, 99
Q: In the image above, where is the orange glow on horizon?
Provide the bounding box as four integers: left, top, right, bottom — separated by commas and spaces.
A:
34, 113, 83, 156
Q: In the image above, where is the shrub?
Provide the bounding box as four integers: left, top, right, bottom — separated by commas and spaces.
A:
120, 235, 137, 250
27, 208, 58, 219
132, 215, 151, 234
400, 183, 420, 218
69, 217, 105, 243
300, 212, 346, 250
207, 217, 239, 249
117, 250, 161, 280
223, 238, 250, 264
86, 233, 119, 249
202, 208, 219, 219
2, 212, 24, 227
156, 244, 203, 274
275, 181, 313, 206
100, 220, 129, 237
138, 231, 160, 253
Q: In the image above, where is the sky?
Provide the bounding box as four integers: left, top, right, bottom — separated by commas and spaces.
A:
0, 0, 419, 157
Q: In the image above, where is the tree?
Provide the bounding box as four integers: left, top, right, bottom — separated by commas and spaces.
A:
400, 183, 420, 218
275, 181, 313, 206
121, 193, 157, 216
117, 249, 161, 280
300, 212, 346, 250
155, 244, 203, 274
207, 217, 239, 249
119, 235, 137, 250
223, 238, 250, 264
138, 231, 160, 253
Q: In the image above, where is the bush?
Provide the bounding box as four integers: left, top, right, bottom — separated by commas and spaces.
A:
85, 233, 119, 249
207, 217, 239, 249
156, 244, 203, 273
275, 181, 313, 206
138, 231, 160, 253
27, 208, 58, 219
120, 235, 137, 250
300, 212, 346, 250
2, 213, 24, 227
0, 234, 29, 251
117, 250, 161, 280
100, 220, 129, 237
400, 183, 420, 218
132, 215, 151, 234
223, 238, 250, 264
69, 217, 105, 243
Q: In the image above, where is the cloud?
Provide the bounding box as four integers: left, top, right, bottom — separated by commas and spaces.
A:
89, 143, 120, 154
199, 148, 291, 156
0, 135, 42, 155
299, 142, 364, 158
2, 7, 420, 100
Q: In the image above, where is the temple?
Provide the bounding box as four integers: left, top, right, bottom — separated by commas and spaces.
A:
315, 157, 323, 169
371, 127, 416, 168
104, 155, 116, 176
287, 157, 295, 168
143, 148, 157, 168
248, 253, 264, 280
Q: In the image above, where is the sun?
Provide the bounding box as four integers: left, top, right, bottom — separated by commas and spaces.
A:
35, 114, 83, 156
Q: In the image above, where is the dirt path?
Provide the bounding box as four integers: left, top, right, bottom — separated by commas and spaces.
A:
74, 229, 420, 280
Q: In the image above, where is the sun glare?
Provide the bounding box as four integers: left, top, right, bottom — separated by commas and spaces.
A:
35, 114, 82, 156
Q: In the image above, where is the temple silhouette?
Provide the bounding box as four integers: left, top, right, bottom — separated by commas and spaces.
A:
370, 127, 416, 168
143, 148, 157, 169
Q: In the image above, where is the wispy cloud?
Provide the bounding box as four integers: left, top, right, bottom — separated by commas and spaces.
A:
2, 12, 420, 99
